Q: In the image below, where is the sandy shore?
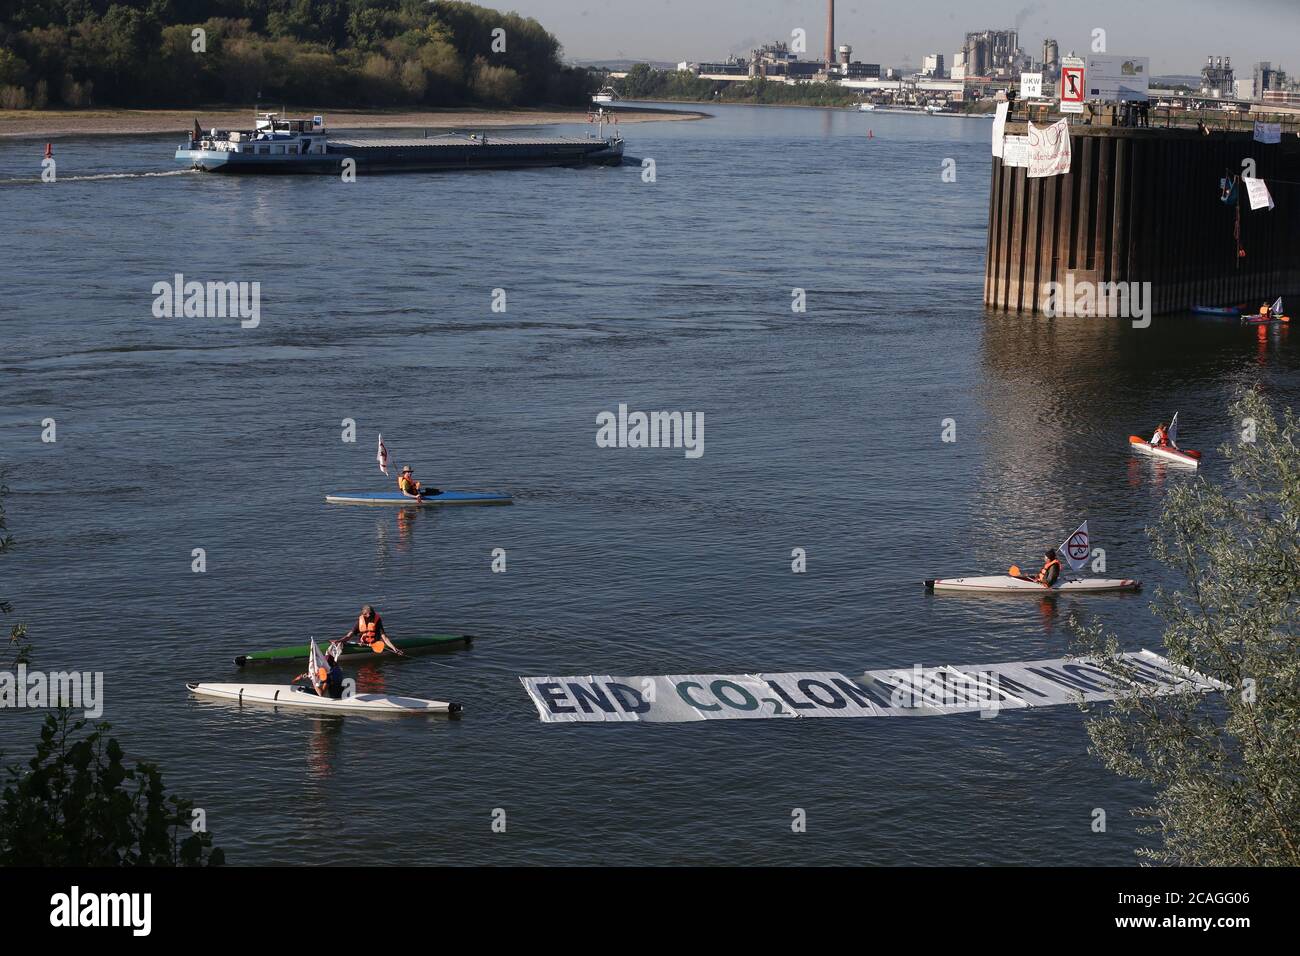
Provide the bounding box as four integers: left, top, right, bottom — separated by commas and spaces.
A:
0, 104, 708, 139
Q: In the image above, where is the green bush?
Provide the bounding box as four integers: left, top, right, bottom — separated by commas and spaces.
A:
0, 712, 225, 867
1072, 388, 1300, 865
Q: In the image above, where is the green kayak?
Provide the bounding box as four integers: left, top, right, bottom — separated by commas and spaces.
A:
234, 634, 474, 667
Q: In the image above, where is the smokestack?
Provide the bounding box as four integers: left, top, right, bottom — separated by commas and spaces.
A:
825, 0, 835, 68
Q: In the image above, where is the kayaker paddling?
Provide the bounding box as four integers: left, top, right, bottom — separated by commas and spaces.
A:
1034, 549, 1063, 588
397, 465, 441, 501
1149, 422, 1177, 448
341, 605, 406, 657
293, 651, 344, 699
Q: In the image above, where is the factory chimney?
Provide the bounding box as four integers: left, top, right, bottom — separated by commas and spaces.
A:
825, 0, 835, 68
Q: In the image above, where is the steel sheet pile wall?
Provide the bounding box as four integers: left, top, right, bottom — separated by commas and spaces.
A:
985, 126, 1300, 315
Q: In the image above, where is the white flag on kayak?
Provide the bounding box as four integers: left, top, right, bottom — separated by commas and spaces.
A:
1271, 297, 1283, 315
1058, 521, 1090, 572
308, 637, 328, 695
377, 434, 389, 475
1168, 412, 1180, 446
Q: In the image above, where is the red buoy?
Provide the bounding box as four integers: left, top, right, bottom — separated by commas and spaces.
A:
44, 142, 52, 159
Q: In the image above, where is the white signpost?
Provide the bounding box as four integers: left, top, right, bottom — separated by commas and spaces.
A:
1020, 72, 1044, 100
1059, 57, 1085, 114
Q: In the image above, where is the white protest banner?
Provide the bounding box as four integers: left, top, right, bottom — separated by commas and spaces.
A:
1027, 119, 1072, 178
1245, 178, 1275, 211
1254, 122, 1282, 144
992, 100, 1009, 158
1002, 135, 1031, 168
521, 651, 1224, 724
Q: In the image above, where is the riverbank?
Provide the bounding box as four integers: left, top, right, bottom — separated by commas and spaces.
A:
0, 104, 708, 139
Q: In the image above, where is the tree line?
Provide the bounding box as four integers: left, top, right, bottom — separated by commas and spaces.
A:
0, 0, 595, 110
614, 64, 860, 108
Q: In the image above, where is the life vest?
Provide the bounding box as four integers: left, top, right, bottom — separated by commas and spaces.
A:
1153, 426, 1169, 446
357, 613, 382, 644
1039, 558, 1062, 586
398, 474, 417, 494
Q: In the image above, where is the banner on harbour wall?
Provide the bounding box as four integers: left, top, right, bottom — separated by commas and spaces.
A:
521, 650, 1224, 724
1002, 135, 1032, 168
1245, 178, 1276, 211
1027, 119, 1072, 179
1254, 122, 1282, 145
991, 101, 1009, 157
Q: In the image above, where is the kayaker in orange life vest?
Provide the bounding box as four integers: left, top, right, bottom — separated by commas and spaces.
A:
1035, 549, 1063, 588
397, 465, 440, 501
1149, 422, 1176, 448
341, 605, 406, 656
292, 651, 344, 699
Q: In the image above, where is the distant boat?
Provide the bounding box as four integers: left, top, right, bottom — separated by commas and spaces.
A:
924, 104, 946, 114
592, 86, 619, 105
1191, 304, 1245, 317
857, 102, 876, 112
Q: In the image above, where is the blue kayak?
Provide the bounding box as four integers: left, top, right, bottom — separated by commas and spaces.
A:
325, 491, 512, 506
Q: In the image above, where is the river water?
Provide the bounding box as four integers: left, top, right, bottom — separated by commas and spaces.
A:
1, 102, 1296, 865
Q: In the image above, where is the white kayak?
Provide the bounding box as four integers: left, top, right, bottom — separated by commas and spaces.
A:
925, 575, 1141, 594
1129, 436, 1201, 468
187, 682, 462, 714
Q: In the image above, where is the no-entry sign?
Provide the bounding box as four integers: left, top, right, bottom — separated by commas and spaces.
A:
1060, 63, 1086, 114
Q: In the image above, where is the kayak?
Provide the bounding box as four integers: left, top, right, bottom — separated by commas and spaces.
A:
1192, 304, 1245, 316
326, 491, 512, 506
1129, 435, 1201, 468
925, 575, 1141, 593
1240, 313, 1290, 325
187, 682, 462, 714
235, 634, 473, 667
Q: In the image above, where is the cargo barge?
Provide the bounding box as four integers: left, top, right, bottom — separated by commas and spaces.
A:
175, 112, 624, 174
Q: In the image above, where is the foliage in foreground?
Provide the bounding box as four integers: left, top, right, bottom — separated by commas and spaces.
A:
0, 712, 225, 866
1, 473, 29, 669
1073, 388, 1299, 865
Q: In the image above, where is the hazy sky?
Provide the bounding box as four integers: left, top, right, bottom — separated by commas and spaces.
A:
503, 0, 1300, 74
